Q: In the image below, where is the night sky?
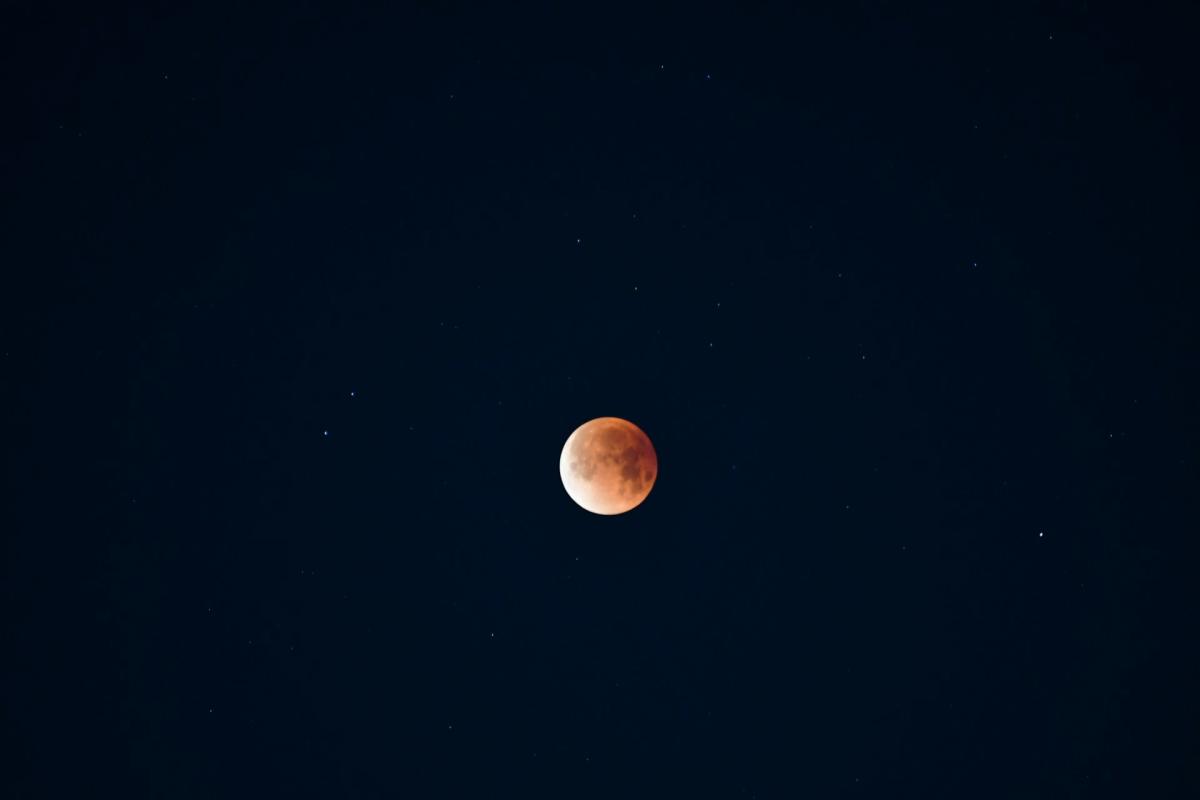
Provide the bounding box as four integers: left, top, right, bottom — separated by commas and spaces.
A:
5, 2, 1199, 797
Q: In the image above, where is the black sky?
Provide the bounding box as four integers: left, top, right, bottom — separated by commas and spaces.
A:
4, 2, 1199, 797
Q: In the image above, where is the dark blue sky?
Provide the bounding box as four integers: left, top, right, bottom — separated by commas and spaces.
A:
4, 2, 1198, 797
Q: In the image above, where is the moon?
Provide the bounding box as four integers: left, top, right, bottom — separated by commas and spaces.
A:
559, 417, 658, 515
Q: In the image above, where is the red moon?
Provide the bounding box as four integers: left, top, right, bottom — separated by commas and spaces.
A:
559, 417, 658, 515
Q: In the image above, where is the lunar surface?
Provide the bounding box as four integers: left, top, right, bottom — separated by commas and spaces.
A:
560, 417, 657, 515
